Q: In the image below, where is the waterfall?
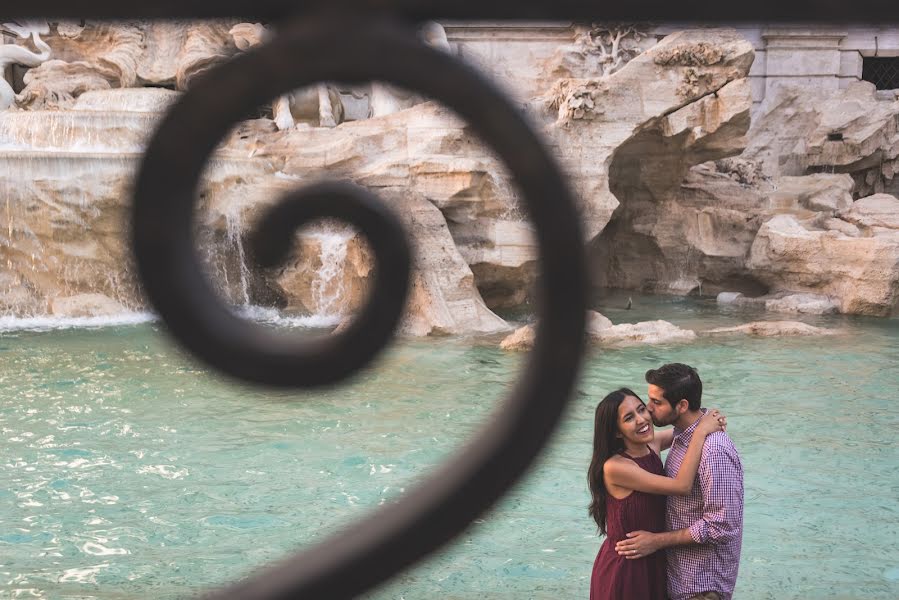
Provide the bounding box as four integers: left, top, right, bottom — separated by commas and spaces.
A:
222, 206, 251, 306
0, 88, 357, 327
308, 226, 352, 318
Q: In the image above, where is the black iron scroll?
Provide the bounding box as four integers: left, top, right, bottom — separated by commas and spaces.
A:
138, 13, 587, 600
4, 3, 898, 600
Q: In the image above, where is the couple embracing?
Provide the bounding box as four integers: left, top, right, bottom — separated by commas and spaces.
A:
588, 363, 744, 600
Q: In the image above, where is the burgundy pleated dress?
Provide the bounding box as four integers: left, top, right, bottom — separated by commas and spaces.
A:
590, 448, 668, 600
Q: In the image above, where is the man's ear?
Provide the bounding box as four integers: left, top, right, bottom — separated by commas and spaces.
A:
677, 399, 689, 415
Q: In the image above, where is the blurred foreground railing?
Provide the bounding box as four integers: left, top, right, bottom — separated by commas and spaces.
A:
4, 2, 899, 599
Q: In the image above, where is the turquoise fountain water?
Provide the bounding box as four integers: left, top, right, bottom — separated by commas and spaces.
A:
1, 293, 897, 599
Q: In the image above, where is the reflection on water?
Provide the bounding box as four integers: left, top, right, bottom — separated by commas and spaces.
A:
0, 294, 897, 599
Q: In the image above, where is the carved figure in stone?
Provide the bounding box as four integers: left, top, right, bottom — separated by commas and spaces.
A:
547, 22, 651, 81
582, 23, 648, 78
14, 21, 145, 109
369, 21, 450, 118
13, 21, 242, 110
229, 22, 344, 129
0, 20, 51, 109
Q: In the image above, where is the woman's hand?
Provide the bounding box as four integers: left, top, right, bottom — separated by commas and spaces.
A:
697, 408, 726, 436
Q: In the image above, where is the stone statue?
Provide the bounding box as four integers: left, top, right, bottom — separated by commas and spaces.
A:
0, 20, 51, 109
229, 22, 344, 129
369, 21, 450, 118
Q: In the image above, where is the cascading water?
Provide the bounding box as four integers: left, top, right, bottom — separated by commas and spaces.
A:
307, 226, 353, 319
0, 88, 277, 328
223, 206, 252, 307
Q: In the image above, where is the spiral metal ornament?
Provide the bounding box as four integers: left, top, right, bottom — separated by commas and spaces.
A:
131, 14, 588, 600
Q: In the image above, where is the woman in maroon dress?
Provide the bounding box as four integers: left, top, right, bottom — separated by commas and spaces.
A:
587, 388, 724, 600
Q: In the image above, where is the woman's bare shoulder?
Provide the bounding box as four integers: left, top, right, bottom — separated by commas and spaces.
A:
603, 454, 630, 473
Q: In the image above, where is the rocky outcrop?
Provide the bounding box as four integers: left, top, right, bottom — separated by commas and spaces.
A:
499, 311, 693, 350
500, 324, 536, 351
747, 213, 899, 316
841, 193, 899, 230
746, 81, 899, 197
580, 30, 755, 295
545, 29, 754, 251
594, 320, 696, 347
717, 291, 839, 315
702, 320, 837, 337
595, 72, 899, 316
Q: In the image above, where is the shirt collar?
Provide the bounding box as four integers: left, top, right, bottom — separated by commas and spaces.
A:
672, 407, 708, 444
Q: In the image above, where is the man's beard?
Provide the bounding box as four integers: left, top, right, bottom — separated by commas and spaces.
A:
651, 412, 677, 427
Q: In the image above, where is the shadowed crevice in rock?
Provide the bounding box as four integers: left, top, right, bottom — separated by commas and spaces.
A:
591, 77, 755, 296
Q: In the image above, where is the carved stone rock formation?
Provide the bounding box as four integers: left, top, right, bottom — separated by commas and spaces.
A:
745, 81, 899, 196
747, 213, 899, 316
540, 29, 755, 305
717, 291, 840, 315
13, 21, 241, 110
499, 310, 689, 351
701, 320, 838, 337
545, 23, 653, 81
593, 320, 696, 347
595, 70, 899, 316
0, 20, 52, 109
8, 22, 896, 331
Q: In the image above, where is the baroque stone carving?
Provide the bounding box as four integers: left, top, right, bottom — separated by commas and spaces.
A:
546, 22, 652, 81
12, 21, 242, 110
0, 20, 52, 109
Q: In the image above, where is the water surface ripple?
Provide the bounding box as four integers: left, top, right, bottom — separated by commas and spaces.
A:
1, 295, 897, 599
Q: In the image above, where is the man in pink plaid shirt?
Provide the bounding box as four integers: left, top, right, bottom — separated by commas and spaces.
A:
614, 363, 744, 600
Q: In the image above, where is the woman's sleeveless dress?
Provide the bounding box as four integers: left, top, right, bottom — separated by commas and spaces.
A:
589, 448, 668, 600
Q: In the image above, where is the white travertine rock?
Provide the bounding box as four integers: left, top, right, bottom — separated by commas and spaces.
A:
748, 214, 899, 316
821, 217, 861, 237
745, 82, 899, 194
604, 76, 899, 312
500, 324, 536, 351
716, 290, 839, 315
500, 314, 692, 351
388, 193, 510, 337
763, 293, 840, 315
841, 194, 899, 230
545, 24, 653, 81
717, 292, 744, 305
546, 29, 753, 236
768, 174, 854, 213
586, 310, 613, 335
702, 321, 837, 337
594, 320, 697, 347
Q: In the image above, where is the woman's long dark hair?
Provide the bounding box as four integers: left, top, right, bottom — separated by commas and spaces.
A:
587, 387, 642, 534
